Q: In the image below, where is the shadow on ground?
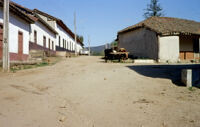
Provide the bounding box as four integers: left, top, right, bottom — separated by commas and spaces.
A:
127, 64, 200, 88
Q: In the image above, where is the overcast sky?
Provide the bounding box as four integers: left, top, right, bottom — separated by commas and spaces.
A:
12, 0, 200, 47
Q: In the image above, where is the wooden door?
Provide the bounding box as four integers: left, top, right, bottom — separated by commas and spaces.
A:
0, 24, 3, 60
18, 31, 23, 61
180, 51, 194, 60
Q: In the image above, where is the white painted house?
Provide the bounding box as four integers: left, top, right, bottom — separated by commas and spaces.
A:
118, 17, 200, 62
0, 1, 34, 62
33, 9, 84, 55
0, 1, 83, 63
29, 15, 57, 52
12, 2, 58, 56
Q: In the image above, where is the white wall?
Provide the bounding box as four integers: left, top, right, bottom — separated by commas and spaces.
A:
158, 36, 180, 62
30, 21, 56, 50
55, 24, 75, 51
77, 43, 83, 53
36, 14, 83, 52
0, 8, 30, 55
119, 28, 158, 59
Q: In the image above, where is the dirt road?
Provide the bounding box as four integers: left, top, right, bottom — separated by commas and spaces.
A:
0, 56, 200, 127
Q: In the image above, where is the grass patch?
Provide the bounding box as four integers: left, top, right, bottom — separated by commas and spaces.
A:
188, 87, 195, 92
36, 62, 49, 67
10, 57, 62, 73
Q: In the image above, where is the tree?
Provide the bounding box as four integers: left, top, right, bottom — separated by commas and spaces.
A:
111, 40, 118, 48
144, 0, 164, 19
77, 35, 84, 43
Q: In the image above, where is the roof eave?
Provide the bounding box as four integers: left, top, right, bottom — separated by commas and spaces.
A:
118, 25, 159, 35
34, 13, 58, 34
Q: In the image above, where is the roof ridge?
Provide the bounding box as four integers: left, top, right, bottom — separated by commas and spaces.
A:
151, 16, 200, 24
118, 16, 200, 35
33, 9, 60, 21
10, 1, 33, 14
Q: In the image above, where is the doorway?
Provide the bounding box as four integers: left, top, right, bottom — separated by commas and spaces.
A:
0, 24, 3, 60
18, 31, 23, 61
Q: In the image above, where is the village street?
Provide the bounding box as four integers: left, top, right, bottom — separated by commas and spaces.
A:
0, 56, 200, 127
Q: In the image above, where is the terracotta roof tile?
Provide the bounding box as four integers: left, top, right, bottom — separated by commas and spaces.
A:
118, 17, 200, 36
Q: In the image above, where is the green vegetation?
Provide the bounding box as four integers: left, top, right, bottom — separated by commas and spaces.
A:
11, 62, 49, 73
10, 57, 62, 73
77, 35, 84, 43
110, 41, 118, 48
188, 87, 195, 92
144, 0, 164, 18
92, 51, 104, 56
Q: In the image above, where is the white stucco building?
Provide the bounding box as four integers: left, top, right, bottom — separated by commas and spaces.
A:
0, 2, 34, 62
33, 9, 84, 55
29, 16, 58, 52
118, 17, 200, 62
0, 1, 84, 63
12, 2, 58, 56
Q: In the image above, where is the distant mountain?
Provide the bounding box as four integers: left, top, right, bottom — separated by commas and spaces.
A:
86, 45, 105, 56
91, 45, 105, 52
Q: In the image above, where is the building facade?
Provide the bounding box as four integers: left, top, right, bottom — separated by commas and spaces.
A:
118, 17, 200, 63
0, 2, 34, 62
34, 9, 84, 55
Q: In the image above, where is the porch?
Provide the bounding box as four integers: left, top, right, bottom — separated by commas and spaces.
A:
179, 35, 200, 61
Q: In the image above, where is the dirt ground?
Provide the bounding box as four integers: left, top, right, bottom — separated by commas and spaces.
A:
0, 56, 200, 127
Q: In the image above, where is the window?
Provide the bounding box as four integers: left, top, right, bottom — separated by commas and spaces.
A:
52, 41, 54, 50
48, 38, 51, 49
70, 42, 71, 51
18, 31, 23, 60
71, 42, 72, 51
43, 36, 46, 48
63, 40, 64, 48
65, 40, 67, 49
59, 36, 61, 47
34, 30, 37, 44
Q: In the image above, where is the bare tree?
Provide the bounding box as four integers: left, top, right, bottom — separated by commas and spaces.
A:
144, 0, 164, 19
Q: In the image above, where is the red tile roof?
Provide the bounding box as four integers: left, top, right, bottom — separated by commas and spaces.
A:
118, 16, 200, 36
34, 9, 84, 46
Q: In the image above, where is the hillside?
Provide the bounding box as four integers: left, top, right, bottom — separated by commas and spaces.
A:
86, 45, 105, 56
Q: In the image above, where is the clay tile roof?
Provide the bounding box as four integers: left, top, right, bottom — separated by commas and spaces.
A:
9, 1, 58, 34
33, 9, 84, 46
118, 16, 200, 36
0, 0, 35, 23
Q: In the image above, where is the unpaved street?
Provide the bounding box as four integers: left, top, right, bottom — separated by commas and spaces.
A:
0, 56, 200, 127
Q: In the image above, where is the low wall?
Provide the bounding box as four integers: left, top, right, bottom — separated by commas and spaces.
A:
182, 69, 200, 87
29, 42, 56, 56
56, 46, 75, 53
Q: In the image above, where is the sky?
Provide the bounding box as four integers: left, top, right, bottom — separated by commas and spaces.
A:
12, 0, 200, 47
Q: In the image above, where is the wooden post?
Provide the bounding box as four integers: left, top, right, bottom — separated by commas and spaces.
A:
74, 12, 77, 56
88, 35, 90, 56
3, 0, 10, 72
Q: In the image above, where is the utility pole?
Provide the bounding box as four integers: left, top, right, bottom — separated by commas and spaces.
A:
88, 35, 91, 56
3, 0, 10, 72
74, 12, 77, 56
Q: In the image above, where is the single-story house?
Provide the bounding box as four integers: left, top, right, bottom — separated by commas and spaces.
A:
11, 2, 58, 56
33, 9, 84, 55
0, 1, 34, 62
118, 16, 200, 62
